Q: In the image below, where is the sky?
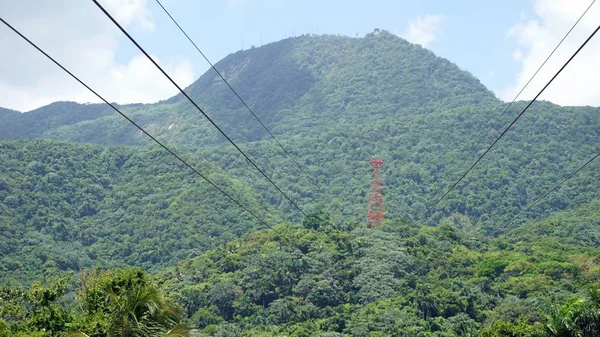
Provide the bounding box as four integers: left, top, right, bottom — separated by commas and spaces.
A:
0, 0, 599, 112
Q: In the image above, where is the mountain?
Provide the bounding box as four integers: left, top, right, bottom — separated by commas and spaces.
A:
0, 31, 498, 145
1, 30, 600, 337
1, 31, 599, 282
1, 32, 597, 225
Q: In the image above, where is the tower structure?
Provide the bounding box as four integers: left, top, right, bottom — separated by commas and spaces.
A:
367, 157, 384, 228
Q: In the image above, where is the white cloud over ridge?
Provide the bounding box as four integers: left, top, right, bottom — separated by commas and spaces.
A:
402, 14, 444, 47
502, 0, 600, 106
104, 0, 155, 30
0, 0, 194, 112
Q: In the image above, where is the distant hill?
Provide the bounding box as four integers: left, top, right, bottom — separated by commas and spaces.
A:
0, 102, 116, 142
0, 107, 20, 116
0, 31, 498, 146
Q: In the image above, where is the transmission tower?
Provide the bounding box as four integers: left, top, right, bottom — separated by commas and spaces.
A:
367, 157, 384, 228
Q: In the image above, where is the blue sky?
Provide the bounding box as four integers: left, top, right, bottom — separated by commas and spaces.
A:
0, 0, 598, 111
125, 0, 529, 95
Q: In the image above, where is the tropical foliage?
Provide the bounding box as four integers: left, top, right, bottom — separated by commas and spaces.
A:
149, 206, 600, 336
0, 268, 188, 337
0, 140, 280, 285
1, 31, 600, 336
3, 207, 600, 336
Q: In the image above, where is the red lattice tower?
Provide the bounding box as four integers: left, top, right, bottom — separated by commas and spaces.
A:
367, 157, 384, 228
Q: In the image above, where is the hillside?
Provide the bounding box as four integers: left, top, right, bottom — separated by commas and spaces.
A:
0, 140, 289, 285
3, 205, 600, 336
137, 203, 600, 335
0, 32, 498, 145
1, 31, 600, 288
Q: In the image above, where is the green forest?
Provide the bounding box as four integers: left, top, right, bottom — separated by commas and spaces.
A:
4, 208, 600, 336
1, 31, 599, 336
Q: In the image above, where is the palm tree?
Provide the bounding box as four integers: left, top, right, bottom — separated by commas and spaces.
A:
574, 288, 600, 337
71, 268, 189, 337
544, 288, 600, 337
103, 284, 186, 337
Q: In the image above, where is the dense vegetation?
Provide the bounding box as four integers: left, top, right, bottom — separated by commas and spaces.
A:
1, 31, 599, 336
3, 206, 600, 336
0, 267, 188, 336
0, 140, 286, 285
1, 32, 598, 226
150, 206, 600, 336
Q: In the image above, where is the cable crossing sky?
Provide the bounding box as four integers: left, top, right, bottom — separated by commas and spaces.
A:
92, 0, 308, 218
423, 0, 597, 219
0, 16, 292, 243
154, 0, 316, 185
153, 0, 347, 217
422, 22, 600, 219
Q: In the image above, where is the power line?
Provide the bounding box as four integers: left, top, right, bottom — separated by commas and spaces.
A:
92, 0, 308, 218
504, 151, 599, 228
467, 0, 595, 160
422, 23, 600, 218
154, 0, 318, 188
423, 0, 596, 219
0, 16, 292, 243
153, 0, 348, 218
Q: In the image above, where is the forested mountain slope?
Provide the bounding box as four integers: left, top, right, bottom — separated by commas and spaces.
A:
1, 32, 598, 227
0, 31, 497, 145
188, 99, 600, 228
151, 203, 600, 336
0, 140, 285, 285
0, 31, 599, 290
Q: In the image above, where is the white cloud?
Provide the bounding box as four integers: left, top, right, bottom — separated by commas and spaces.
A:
0, 0, 194, 112
501, 0, 600, 106
104, 0, 155, 31
108, 55, 194, 103
402, 14, 444, 47
512, 48, 523, 60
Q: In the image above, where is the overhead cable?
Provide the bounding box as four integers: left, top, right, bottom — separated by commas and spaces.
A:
92, 0, 308, 217
422, 22, 600, 218
154, 0, 348, 217
423, 0, 597, 219
0, 16, 292, 242
154, 0, 320, 189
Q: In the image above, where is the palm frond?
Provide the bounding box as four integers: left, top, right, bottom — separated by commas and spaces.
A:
164, 324, 190, 337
